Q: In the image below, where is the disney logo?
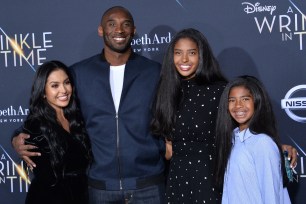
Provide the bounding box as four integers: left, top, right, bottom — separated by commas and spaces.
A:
242, 2, 276, 15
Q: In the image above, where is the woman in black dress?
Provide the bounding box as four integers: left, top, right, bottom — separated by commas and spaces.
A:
151, 28, 227, 203
23, 61, 91, 204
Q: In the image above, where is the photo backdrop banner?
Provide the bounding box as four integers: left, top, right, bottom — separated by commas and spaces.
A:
0, 1, 305, 203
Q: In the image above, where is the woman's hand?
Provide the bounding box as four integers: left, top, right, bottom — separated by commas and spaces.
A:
282, 144, 298, 168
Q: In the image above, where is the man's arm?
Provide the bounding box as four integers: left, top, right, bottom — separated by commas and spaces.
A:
12, 132, 41, 170
165, 139, 172, 160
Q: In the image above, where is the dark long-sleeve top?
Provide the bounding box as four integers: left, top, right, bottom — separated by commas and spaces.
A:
23, 119, 89, 204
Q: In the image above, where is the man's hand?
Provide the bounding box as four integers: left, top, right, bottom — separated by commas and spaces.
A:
282, 144, 298, 168
12, 133, 41, 170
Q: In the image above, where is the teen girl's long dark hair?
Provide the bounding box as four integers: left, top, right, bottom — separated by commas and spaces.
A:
25, 60, 91, 180
214, 75, 288, 190
151, 28, 227, 139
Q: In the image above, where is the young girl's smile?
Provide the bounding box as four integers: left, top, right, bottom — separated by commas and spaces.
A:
228, 86, 254, 131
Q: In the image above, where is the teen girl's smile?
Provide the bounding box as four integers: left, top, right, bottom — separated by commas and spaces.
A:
228, 86, 254, 131
173, 38, 199, 79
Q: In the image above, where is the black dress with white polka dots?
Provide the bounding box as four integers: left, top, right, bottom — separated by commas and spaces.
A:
166, 79, 225, 204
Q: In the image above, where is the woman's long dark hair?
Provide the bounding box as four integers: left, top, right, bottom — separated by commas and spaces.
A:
214, 75, 288, 190
25, 60, 91, 179
151, 28, 227, 139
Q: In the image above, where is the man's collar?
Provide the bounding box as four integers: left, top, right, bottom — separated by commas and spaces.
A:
99, 49, 136, 62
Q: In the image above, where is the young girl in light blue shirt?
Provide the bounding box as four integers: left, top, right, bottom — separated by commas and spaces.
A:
214, 75, 291, 204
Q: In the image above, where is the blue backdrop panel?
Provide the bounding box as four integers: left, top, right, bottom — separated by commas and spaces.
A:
0, 1, 305, 203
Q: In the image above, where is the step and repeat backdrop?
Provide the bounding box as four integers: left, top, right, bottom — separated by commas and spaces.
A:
0, 0, 305, 203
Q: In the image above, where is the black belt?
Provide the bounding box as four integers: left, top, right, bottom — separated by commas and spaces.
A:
88, 173, 165, 190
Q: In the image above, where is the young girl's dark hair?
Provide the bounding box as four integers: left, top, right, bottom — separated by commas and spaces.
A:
151, 28, 227, 138
25, 60, 91, 180
214, 75, 288, 190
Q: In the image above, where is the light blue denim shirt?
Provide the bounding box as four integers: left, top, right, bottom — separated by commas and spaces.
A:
222, 128, 291, 204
